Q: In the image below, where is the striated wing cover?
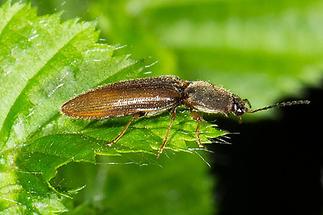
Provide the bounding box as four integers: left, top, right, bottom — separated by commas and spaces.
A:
61, 76, 186, 119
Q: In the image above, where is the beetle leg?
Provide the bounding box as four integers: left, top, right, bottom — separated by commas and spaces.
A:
191, 111, 204, 148
107, 113, 141, 146
157, 108, 177, 158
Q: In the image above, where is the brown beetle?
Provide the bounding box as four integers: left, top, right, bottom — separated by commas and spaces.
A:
61, 75, 310, 156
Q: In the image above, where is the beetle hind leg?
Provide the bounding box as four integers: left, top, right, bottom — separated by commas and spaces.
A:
107, 113, 141, 147
157, 108, 177, 158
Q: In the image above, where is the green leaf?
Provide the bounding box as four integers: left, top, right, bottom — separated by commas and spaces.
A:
54, 153, 216, 215
0, 2, 224, 213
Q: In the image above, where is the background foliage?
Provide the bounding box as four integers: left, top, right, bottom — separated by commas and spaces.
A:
1, 0, 322, 214
32, 0, 323, 107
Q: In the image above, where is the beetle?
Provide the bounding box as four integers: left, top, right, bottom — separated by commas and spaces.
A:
61, 75, 310, 156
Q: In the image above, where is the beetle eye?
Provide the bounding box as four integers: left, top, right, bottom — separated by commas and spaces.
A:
233, 104, 239, 112
233, 103, 244, 116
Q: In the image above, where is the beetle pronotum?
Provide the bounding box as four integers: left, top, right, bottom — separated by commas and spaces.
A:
61, 75, 310, 156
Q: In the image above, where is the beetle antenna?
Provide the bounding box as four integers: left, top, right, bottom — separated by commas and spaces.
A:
249, 100, 310, 113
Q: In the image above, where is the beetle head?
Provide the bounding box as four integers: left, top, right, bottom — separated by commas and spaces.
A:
232, 96, 251, 116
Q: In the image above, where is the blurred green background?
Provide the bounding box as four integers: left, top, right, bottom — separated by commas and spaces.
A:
28, 0, 323, 109
2, 0, 322, 214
